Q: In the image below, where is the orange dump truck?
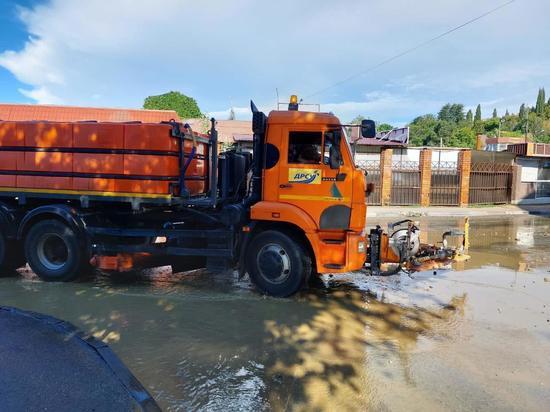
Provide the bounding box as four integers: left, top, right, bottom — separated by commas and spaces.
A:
0, 99, 463, 296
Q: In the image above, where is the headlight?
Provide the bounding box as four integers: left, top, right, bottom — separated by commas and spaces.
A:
358, 241, 366, 253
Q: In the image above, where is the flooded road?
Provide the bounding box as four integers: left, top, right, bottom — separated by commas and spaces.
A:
0, 215, 549, 411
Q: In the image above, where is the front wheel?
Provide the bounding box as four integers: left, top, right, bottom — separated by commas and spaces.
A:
246, 230, 312, 297
24, 220, 87, 282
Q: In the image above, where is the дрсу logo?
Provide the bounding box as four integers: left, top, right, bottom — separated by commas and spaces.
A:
288, 168, 321, 184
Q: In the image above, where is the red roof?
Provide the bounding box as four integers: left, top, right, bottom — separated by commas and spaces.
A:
0, 103, 181, 123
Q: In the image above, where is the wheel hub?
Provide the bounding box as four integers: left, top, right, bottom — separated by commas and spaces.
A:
256, 243, 291, 284
36, 233, 68, 271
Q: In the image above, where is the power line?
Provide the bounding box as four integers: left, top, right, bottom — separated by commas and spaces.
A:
305, 0, 517, 99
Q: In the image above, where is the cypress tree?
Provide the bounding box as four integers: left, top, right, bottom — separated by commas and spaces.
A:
505, 109, 510, 117
466, 109, 473, 123
492, 108, 498, 118
519, 103, 526, 119
474, 104, 482, 121
536, 88, 546, 115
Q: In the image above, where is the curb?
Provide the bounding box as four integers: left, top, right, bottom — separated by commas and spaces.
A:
0, 306, 160, 412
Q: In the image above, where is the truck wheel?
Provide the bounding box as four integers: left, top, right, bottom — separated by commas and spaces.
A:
0, 232, 26, 275
24, 220, 84, 282
246, 230, 311, 297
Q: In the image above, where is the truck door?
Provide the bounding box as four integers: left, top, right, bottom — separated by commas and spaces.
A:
278, 127, 353, 230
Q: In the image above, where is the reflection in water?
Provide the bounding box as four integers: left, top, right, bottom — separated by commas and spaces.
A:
373, 215, 550, 272
0, 215, 548, 410
0, 268, 465, 411
263, 286, 465, 411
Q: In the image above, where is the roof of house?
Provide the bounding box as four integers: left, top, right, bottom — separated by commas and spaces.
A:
0, 103, 181, 123
183, 119, 252, 143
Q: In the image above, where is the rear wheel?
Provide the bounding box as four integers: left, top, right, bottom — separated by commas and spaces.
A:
246, 230, 311, 297
24, 220, 87, 282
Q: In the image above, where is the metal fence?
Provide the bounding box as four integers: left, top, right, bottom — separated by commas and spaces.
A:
469, 163, 512, 204
356, 160, 381, 205
430, 161, 460, 205
390, 161, 420, 205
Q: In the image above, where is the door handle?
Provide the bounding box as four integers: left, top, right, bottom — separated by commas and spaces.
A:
279, 183, 293, 189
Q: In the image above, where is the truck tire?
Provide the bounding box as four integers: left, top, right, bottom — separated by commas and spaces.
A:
246, 230, 311, 297
24, 220, 85, 282
0, 232, 26, 275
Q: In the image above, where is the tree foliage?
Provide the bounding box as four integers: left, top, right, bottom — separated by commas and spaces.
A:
378, 123, 394, 132
143, 91, 202, 118
407, 87, 550, 147
466, 109, 473, 124
474, 104, 482, 121
438, 103, 464, 123
349, 115, 365, 124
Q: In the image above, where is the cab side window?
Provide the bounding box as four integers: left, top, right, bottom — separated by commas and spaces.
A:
288, 131, 322, 164
322, 129, 343, 166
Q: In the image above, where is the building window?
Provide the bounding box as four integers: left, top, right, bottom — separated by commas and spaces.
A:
288, 131, 322, 164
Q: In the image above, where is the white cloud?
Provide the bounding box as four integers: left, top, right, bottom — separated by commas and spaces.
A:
18, 85, 64, 104
0, 0, 549, 124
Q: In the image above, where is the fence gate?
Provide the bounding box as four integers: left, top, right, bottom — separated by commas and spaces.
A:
430, 161, 460, 205
469, 163, 512, 204
390, 161, 420, 205
356, 160, 381, 205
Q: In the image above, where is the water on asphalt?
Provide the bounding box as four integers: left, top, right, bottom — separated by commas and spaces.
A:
0, 215, 549, 411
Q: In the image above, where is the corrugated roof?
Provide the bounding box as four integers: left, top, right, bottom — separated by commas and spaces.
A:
0, 103, 181, 123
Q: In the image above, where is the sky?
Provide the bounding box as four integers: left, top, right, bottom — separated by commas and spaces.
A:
0, 0, 549, 125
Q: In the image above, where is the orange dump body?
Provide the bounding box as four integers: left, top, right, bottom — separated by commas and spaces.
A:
0, 121, 209, 199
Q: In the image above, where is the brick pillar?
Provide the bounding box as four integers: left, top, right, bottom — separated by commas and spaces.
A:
458, 150, 472, 207
380, 148, 393, 205
419, 149, 432, 207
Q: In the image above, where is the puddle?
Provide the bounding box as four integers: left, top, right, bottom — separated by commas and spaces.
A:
0, 215, 549, 411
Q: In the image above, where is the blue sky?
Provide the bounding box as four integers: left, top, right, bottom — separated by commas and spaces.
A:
1, 0, 549, 125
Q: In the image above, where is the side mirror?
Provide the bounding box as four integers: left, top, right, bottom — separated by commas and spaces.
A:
329, 145, 342, 169
361, 119, 376, 138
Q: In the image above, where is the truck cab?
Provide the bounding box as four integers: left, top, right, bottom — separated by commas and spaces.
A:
243, 102, 375, 296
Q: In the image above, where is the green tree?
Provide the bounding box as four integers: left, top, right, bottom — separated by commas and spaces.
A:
438, 103, 464, 123
143, 91, 202, 118
483, 118, 500, 136
492, 108, 498, 118
449, 104, 465, 123
349, 115, 365, 124
435, 120, 454, 146
518, 103, 526, 120
535, 88, 546, 115
408, 114, 438, 146
438, 104, 452, 122
528, 112, 544, 138
378, 123, 394, 132
448, 126, 476, 148
474, 104, 482, 121
466, 109, 473, 123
